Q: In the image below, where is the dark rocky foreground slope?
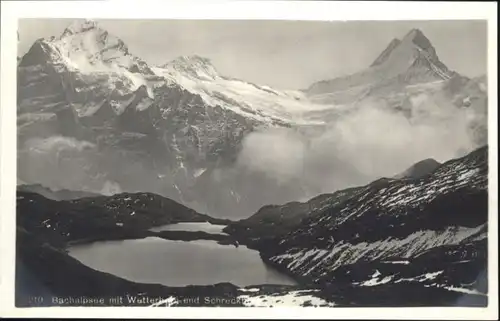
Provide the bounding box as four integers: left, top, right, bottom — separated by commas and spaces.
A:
226, 145, 489, 306
15, 190, 325, 307
224, 157, 443, 247
17, 190, 231, 247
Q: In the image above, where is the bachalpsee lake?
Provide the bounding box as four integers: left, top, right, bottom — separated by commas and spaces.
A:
68, 222, 297, 287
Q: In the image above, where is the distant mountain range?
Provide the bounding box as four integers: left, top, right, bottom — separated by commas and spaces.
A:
17, 184, 100, 200
17, 20, 488, 218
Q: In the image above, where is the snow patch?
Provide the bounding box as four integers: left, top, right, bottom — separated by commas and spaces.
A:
193, 168, 207, 178
152, 64, 337, 125
271, 225, 484, 276
443, 286, 487, 296
424, 271, 444, 280
238, 290, 335, 307
394, 270, 444, 283
354, 270, 394, 287
382, 260, 410, 265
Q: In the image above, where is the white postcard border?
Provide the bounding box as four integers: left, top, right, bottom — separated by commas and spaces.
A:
1, 1, 498, 319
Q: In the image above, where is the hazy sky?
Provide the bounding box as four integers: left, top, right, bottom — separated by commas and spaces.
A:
18, 19, 487, 89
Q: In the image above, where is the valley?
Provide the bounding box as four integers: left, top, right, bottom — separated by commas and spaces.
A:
16, 145, 488, 307
15, 19, 489, 308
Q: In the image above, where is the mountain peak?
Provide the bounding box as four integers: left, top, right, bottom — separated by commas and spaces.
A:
404, 28, 425, 39
57, 19, 131, 58
369, 27, 451, 79
19, 18, 157, 80
168, 55, 214, 67
394, 158, 441, 179
307, 28, 454, 97
402, 28, 434, 52
61, 19, 99, 38
369, 28, 443, 71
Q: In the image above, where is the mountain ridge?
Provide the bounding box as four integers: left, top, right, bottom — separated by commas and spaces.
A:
246, 145, 488, 302
370, 38, 402, 67
224, 145, 486, 245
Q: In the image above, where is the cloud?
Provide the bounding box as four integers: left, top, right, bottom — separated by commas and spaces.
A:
100, 180, 122, 196
236, 128, 307, 184
18, 135, 173, 199
235, 92, 485, 198
24, 136, 96, 153
322, 97, 476, 176
18, 136, 100, 192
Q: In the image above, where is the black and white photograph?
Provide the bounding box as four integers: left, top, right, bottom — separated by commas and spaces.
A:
0, 0, 497, 318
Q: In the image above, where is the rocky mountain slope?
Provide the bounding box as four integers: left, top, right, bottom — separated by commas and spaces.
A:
17, 20, 335, 219
224, 156, 443, 246
248, 146, 488, 304
223, 186, 366, 246
17, 20, 488, 220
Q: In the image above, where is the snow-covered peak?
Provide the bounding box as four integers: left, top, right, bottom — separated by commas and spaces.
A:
19, 18, 158, 79
368, 28, 447, 76
162, 55, 220, 81
61, 19, 100, 38
401, 28, 439, 59
306, 28, 454, 97
375, 29, 438, 71
58, 20, 130, 59
18, 19, 157, 117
